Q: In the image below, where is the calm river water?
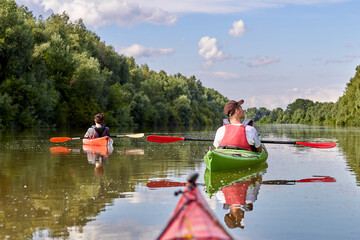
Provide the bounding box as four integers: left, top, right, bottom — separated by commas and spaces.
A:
0, 124, 359, 240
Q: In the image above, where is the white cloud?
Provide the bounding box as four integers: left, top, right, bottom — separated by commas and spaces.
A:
69, 219, 160, 240
229, 19, 246, 38
248, 56, 280, 67
193, 71, 240, 80
112, 0, 348, 14
324, 54, 360, 64
344, 54, 360, 59
118, 44, 175, 58
325, 58, 347, 64
192, 69, 344, 110
17, 0, 347, 26
212, 71, 240, 79
248, 86, 342, 109
198, 36, 230, 68
20, 0, 177, 27
21, 0, 41, 4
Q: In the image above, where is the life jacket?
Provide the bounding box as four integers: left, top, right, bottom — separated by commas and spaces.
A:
223, 118, 253, 126
221, 181, 252, 205
220, 124, 252, 151
91, 124, 108, 138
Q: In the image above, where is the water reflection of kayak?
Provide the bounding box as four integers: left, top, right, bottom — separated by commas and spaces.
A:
157, 173, 234, 240
49, 146, 73, 154
82, 136, 114, 157
205, 163, 268, 197
204, 144, 268, 172
82, 144, 114, 157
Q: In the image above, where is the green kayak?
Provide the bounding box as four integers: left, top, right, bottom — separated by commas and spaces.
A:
204, 163, 268, 197
204, 144, 268, 172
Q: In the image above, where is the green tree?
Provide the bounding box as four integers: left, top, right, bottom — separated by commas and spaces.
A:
174, 95, 191, 125
131, 93, 151, 124
285, 99, 315, 115
0, 0, 33, 82
0, 1, 246, 128
334, 66, 360, 126
107, 83, 133, 126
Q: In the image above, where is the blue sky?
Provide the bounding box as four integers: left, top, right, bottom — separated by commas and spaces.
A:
16, 0, 360, 109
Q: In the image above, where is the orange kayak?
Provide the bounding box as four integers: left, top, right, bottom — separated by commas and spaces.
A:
157, 173, 233, 240
82, 136, 113, 147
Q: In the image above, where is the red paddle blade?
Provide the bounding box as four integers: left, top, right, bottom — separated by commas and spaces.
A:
146, 180, 185, 188
297, 176, 336, 183
146, 135, 185, 143
50, 137, 72, 143
296, 142, 336, 148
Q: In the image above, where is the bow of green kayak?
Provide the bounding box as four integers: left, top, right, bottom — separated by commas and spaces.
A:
204, 144, 268, 172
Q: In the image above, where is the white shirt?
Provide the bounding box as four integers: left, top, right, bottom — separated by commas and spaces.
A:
213, 124, 261, 148
245, 181, 261, 204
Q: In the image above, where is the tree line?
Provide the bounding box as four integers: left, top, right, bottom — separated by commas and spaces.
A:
1, 0, 360, 129
0, 0, 228, 128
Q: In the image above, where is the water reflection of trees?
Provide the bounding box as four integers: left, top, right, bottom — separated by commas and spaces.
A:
256, 124, 340, 141
0, 136, 211, 239
0, 153, 127, 239
257, 124, 360, 185
335, 131, 360, 185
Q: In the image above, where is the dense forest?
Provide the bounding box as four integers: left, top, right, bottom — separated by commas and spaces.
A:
1, 0, 359, 129
0, 0, 228, 128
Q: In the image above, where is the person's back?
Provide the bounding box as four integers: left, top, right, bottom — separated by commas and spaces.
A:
84, 113, 110, 139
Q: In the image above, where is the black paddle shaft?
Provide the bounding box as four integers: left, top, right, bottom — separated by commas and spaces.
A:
183, 138, 297, 145
261, 140, 297, 144
184, 137, 213, 141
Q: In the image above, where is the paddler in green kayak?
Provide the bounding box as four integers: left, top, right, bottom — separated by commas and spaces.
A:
84, 113, 111, 139
214, 100, 262, 152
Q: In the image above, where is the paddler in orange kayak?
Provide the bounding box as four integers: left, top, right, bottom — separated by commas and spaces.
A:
84, 113, 110, 139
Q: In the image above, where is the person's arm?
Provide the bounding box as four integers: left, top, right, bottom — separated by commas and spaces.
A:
253, 131, 262, 152
105, 127, 110, 136
213, 126, 225, 148
246, 126, 262, 152
84, 128, 95, 138
256, 145, 262, 153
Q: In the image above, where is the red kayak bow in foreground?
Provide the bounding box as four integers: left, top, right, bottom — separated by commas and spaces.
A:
146, 135, 336, 148
157, 173, 233, 240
